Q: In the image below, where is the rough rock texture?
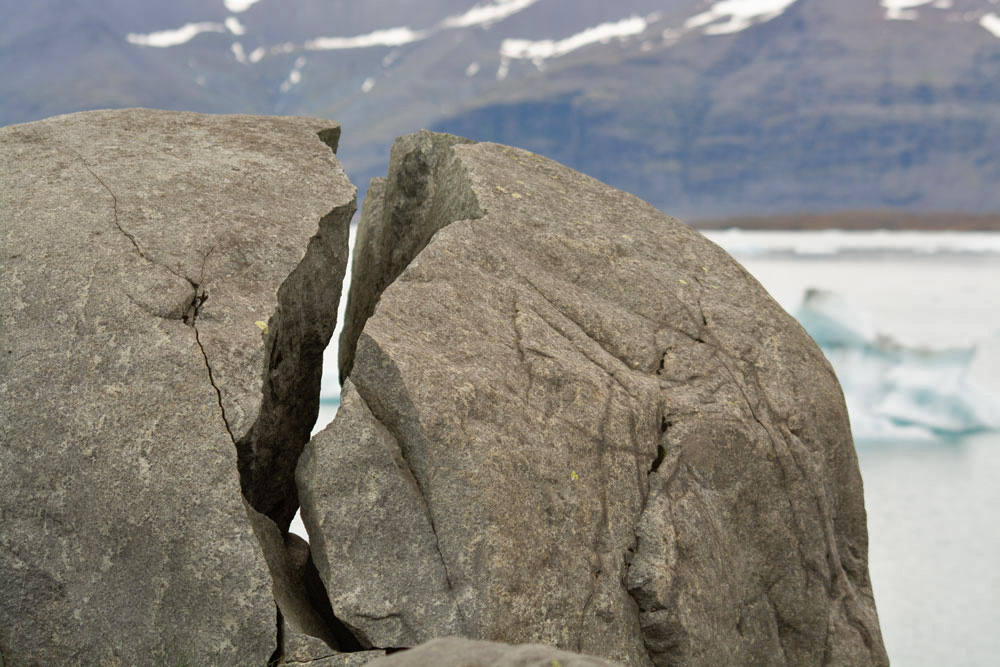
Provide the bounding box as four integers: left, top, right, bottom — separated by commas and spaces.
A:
278, 619, 385, 666
282, 648, 387, 667
0, 109, 353, 665
338, 131, 479, 383
246, 506, 339, 649
298, 380, 464, 648
363, 637, 623, 667
305, 131, 888, 665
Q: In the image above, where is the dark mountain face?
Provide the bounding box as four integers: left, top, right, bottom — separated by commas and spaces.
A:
4, 0, 999, 218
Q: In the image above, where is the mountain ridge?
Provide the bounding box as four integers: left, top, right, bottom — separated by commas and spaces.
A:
3, 0, 999, 219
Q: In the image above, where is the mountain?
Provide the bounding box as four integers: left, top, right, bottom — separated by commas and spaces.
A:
3, 0, 1000, 219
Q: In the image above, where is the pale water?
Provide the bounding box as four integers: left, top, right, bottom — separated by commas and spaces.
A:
309, 229, 1000, 666
706, 231, 1000, 666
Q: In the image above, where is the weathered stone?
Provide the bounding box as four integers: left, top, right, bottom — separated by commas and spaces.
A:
246, 505, 339, 649
362, 637, 623, 667
0, 109, 353, 665
278, 617, 382, 666
338, 131, 478, 383
311, 131, 887, 665
282, 623, 339, 663
277, 621, 385, 667
298, 380, 463, 648
299, 651, 387, 667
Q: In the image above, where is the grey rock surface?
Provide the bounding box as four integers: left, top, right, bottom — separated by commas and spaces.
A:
246, 505, 339, 649
0, 109, 353, 665
298, 379, 464, 648
280, 618, 385, 666
286, 651, 387, 667
362, 637, 623, 667
338, 131, 478, 382
313, 132, 887, 665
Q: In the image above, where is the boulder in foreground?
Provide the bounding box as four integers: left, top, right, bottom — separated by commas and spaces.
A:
302, 131, 888, 666
0, 109, 354, 665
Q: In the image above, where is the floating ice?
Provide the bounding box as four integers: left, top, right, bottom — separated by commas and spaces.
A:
126, 22, 227, 47
795, 289, 1000, 442
700, 229, 1000, 257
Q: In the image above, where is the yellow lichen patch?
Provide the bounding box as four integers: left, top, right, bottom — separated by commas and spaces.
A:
255, 320, 268, 334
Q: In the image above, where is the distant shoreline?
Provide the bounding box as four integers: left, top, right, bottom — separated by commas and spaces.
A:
689, 211, 1000, 231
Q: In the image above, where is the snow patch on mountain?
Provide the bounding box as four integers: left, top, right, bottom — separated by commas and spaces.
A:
881, 0, 937, 20
127, 22, 227, 48
304, 27, 426, 51
500, 15, 648, 63
224, 0, 262, 13
684, 0, 799, 35
279, 56, 306, 92
443, 0, 540, 29
225, 16, 246, 36
981, 12, 1000, 36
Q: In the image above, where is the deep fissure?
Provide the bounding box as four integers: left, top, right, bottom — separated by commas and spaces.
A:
225, 127, 371, 659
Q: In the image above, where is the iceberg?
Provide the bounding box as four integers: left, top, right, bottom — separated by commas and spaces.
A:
794, 289, 1000, 443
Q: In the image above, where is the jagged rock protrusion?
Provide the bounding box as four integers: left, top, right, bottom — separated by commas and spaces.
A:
278, 617, 386, 666
246, 505, 340, 649
304, 133, 888, 665
0, 109, 353, 665
297, 380, 464, 648
338, 130, 481, 383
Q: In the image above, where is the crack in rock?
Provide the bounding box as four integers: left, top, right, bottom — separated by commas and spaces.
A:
325, 131, 886, 666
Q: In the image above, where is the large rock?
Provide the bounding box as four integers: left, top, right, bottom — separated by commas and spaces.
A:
0, 109, 354, 665
363, 637, 624, 667
301, 131, 888, 665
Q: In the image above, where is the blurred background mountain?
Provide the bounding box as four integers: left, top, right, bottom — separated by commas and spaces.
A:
4, 0, 1000, 221
5, 4, 1000, 664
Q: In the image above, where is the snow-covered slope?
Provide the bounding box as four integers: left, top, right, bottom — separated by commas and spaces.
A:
3, 0, 1000, 217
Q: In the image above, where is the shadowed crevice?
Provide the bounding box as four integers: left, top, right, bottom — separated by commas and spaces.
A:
337, 130, 484, 384
236, 130, 354, 531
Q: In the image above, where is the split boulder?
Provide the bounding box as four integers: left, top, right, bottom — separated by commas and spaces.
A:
0, 109, 353, 665
301, 131, 888, 666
